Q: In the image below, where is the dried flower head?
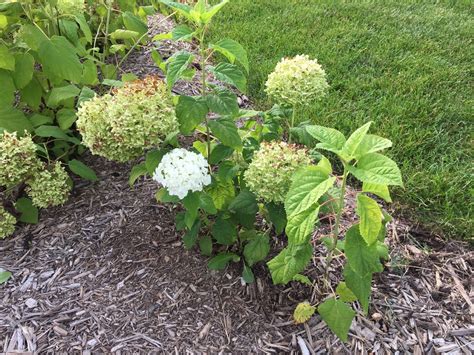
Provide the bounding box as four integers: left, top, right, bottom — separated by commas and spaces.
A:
153, 148, 211, 199
26, 162, 71, 209
265, 55, 329, 107
0, 207, 16, 239
77, 77, 178, 162
244, 141, 311, 203
0, 131, 40, 188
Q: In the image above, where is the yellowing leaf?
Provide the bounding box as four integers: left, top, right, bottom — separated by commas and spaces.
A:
293, 302, 316, 324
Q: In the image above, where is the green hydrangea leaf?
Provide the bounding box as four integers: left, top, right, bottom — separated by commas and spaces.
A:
12, 53, 34, 89
198, 235, 213, 256
159, 1, 193, 22
166, 51, 194, 89
318, 297, 355, 342
208, 62, 247, 93
229, 189, 258, 215
47, 85, 80, 108
35, 125, 80, 144
266, 202, 287, 235
209, 144, 234, 165
183, 219, 201, 249
209, 38, 249, 73
305, 125, 346, 151
336, 281, 357, 303
0, 44, 14, 71
285, 166, 333, 216
356, 194, 382, 245
20, 78, 43, 109
292, 274, 312, 286
74, 14, 92, 43
201, 0, 229, 24
345, 224, 383, 277
285, 204, 320, 244
208, 252, 240, 270
172, 24, 194, 41
56, 109, 77, 130
355, 134, 393, 159
197, 193, 216, 215
68, 159, 98, 181
348, 153, 403, 187
129, 162, 147, 187
242, 263, 255, 283
243, 233, 270, 266
122, 11, 148, 36
145, 149, 166, 175
341, 121, 372, 159
207, 178, 235, 210
0, 107, 33, 134
212, 216, 237, 245
267, 243, 313, 285
183, 192, 200, 229
0, 270, 12, 284
362, 182, 392, 203
0, 70, 15, 107
176, 95, 208, 134
206, 88, 239, 115
15, 197, 38, 224
38, 36, 83, 83
208, 117, 242, 149
343, 264, 372, 314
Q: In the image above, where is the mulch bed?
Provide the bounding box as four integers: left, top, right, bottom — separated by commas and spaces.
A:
1, 13, 473, 355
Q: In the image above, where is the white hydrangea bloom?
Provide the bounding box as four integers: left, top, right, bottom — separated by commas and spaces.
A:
153, 149, 211, 199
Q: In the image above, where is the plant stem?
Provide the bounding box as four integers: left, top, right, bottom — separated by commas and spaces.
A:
288, 105, 297, 144
103, 3, 112, 63
199, 27, 212, 163
323, 165, 348, 287
332, 166, 348, 250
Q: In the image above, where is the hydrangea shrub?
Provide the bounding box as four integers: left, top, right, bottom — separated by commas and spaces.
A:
147, 0, 403, 342
77, 77, 178, 162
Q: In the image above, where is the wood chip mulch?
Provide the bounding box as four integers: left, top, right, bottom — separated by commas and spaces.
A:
1, 12, 473, 355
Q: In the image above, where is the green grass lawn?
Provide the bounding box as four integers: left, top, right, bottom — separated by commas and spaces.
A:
210, 0, 473, 239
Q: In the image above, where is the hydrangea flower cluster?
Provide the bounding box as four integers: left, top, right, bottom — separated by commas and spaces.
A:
56, 0, 86, 15
153, 149, 211, 199
0, 132, 39, 188
0, 207, 16, 239
265, 55, 329, 107
77, 77, 179, 162
26, 162, 71, 209
244, 141, 311, 203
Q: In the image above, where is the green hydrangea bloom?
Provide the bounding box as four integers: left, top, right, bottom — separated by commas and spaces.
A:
0, 207, 16, 239
26, 162, 71, 209
265, 55, 329, 107
244, 141, 311, 203
56, 0, 86, 15
0, 131, 40, 188
77, 77, 179, 162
